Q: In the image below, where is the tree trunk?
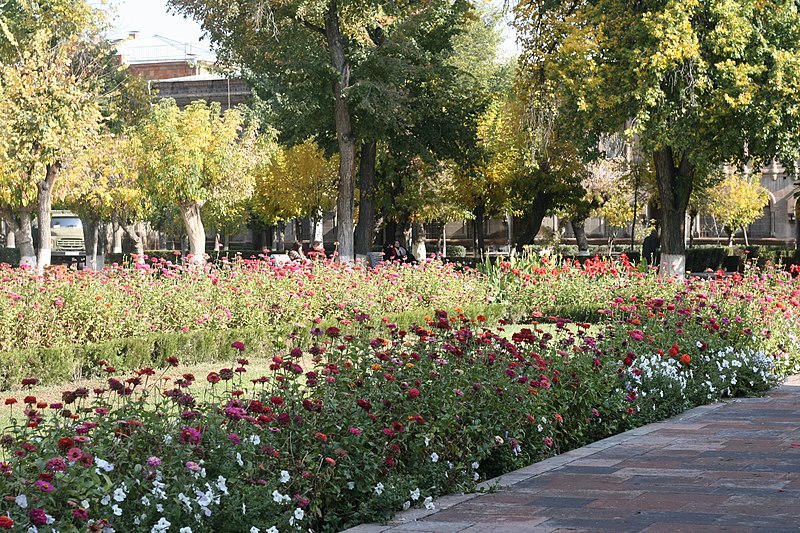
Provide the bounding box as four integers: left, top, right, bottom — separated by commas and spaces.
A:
36, 162, 60, 271
83, 218, 100, 269
5, 227, 14, 248
411, 222, 426, 261
122, 222, 145, 263
274, 221, 285, 251
1, 208, 35, 266
742, 226, 749, 246
326, 0, 357, 263
474, 203, 486, 260
571, 217, 589, 255
178, 201, 206, 264
113, 224, 124, 253
355, 141, 377, 256
653, 147, 693, 278
515, 193, 551, 252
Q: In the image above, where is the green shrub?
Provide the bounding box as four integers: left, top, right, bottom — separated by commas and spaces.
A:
446, 245, 467, 257
0, 247, 20, 266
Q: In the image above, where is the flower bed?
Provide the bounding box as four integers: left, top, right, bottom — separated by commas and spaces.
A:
0, 297, 787, 532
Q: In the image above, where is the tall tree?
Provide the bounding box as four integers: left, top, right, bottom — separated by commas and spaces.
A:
133, 99, 258, 263
515, 0, 800, 276
0, 7, 104, 269
167, 0, 476, 262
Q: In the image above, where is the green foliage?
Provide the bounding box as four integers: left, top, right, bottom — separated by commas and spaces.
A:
0, 247, 19, 266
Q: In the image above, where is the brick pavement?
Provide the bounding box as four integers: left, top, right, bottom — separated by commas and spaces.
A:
343, 376, 800, 533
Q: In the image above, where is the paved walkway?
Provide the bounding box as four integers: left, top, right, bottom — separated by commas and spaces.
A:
344, 376, 800, 533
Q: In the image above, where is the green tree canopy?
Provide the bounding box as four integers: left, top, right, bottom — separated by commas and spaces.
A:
514, 0, 800, 275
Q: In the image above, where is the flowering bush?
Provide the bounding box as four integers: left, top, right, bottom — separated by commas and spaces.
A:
0, 304, 784, 532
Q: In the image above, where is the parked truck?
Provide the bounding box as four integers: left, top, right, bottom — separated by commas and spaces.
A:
33, 211, 86, 267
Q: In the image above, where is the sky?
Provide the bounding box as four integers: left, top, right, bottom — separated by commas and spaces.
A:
100, 0, 517, 55
101, 0, 208, 44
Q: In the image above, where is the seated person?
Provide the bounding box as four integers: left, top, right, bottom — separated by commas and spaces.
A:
307, 241, 327, 260
287, 241, 305, 262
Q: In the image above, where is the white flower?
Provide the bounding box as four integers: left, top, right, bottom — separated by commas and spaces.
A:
180, 528, 193, 533
163, 435, 173, 444
216, 476, 228, 494
151, 517, 171, 532
236, 452, 244, 467
195, 489, 213, 508
537, 424, 544, 432
402, 501, 411, 510
424, 496, 435, 510
279, 470, 291, 483
272, 490, 290, 504
178, 493, 192, 509
141, 495, 151, 507
471, 461, 480, 470
81, 499, 90, 509
410, 488, 420, 501
95, 458, 115, 473
100, 495, 111, 506
293, 508, 305, 521
249, 434, 261, 445
15, 494, 27, 509
373, 482, 384, 495
45, 514, 54, 524
424, 437, 430, 446
111, 504, 123, 516
156, 504, 164, 513
265, 527, 279, 533
346, 481, 355, 490
473, 472, 480, 481
430, 452, 439, 463
249, 528, 259, 533
242, 502, 247, 515
113, 485, 127, 502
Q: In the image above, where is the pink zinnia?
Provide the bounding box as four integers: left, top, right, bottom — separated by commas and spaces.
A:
66, 448, 83, 462
349, 427, 362, 436
36, 480, 54, 492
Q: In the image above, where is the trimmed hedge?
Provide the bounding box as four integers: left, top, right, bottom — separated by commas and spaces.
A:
0, 304, 507, 390
0, 247, 20, 266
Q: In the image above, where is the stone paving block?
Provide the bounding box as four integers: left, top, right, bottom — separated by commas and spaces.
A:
384, 521, 473, 532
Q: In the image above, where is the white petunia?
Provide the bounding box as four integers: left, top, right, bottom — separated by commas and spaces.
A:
249, 434, 261, 445
346, 481, 355, 490
236, 452, 244, 467
100, 495, 111, 506
409, 488, 420, 501
402, 501, 411, 510
80, 499, 90, 509
279, 470, 291, 483
180, 528, 193, 533
293, 508, 304, 521
113, 485, 127, 502
471, 461, 480, 470
15, 494, 27, 509
151, 517, 171, 533
249, 528, 259, 533
430, 452, 439, 463
95, 458, 115, 473
265, 527, 279, 533
373, 482, 384, 495
111, 504, 122, 516
423, 496, 435, 510
215, 476, 228, 495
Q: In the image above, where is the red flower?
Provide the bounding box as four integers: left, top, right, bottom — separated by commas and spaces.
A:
21, 377, 38, 387
207, 372, 220, 384
165, 356, 180, 367
3, 398, 16, 406
680, 353, 691, 365
23, 396, 36, 405
0, 516, 13, 529
408, 388, 420, 398
231, 341, 245, 352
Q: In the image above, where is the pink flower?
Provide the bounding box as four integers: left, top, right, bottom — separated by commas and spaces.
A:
543, 437, 554, 448
67, 448, 83, 462
349, 427, 362, 436
231, 341, 245, 352
36, 480, 54, 492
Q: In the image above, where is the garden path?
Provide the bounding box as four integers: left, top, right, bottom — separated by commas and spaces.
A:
344, 375, 800, 533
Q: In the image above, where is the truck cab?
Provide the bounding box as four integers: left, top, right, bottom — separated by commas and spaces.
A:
36, 211, 87, 267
